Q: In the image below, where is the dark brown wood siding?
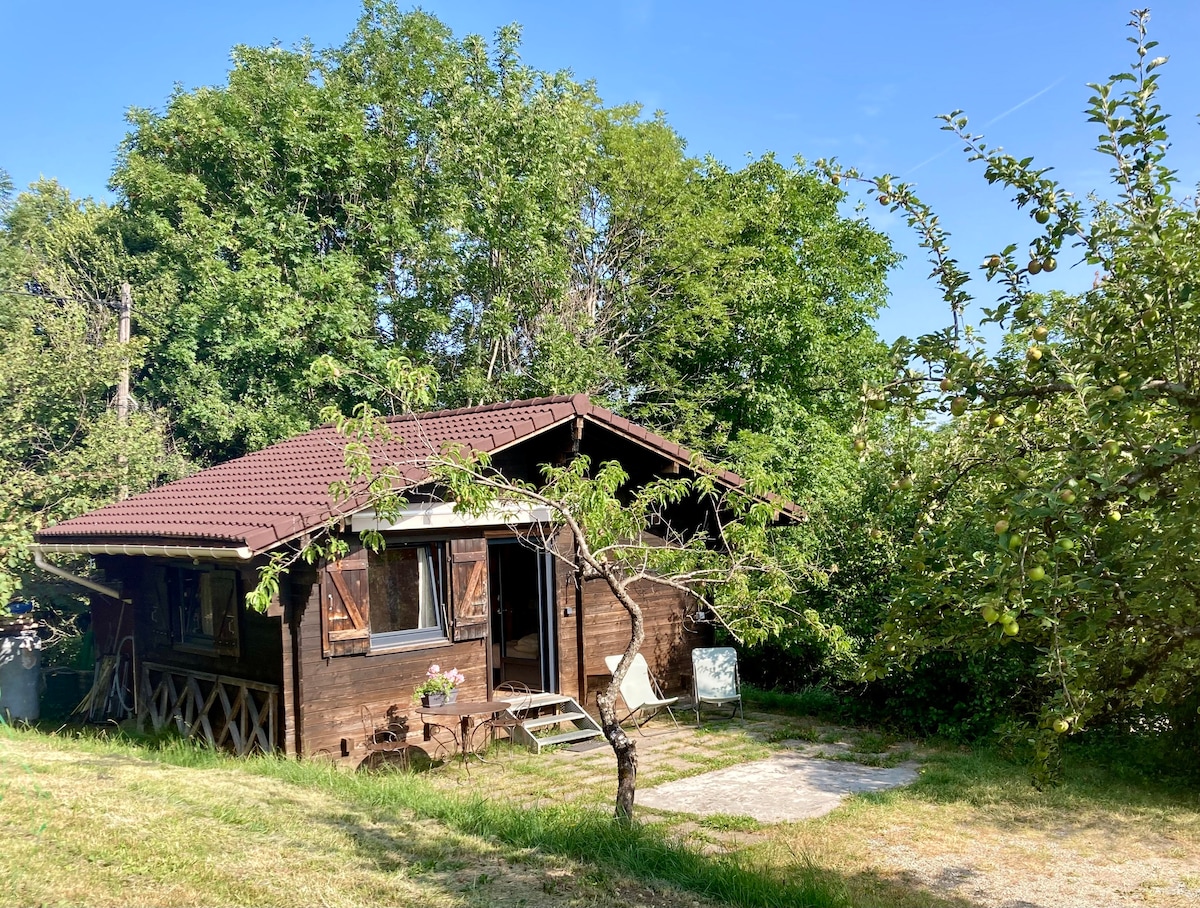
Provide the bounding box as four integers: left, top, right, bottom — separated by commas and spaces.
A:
288, 539, 489, 762
94, 554, 287, 744
553, 553, 706, 706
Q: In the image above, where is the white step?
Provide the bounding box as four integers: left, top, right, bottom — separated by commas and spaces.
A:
497, 691, 605, 753
537, 729, 607, 748
521, 711, 591, 731
497, 691, 573, 710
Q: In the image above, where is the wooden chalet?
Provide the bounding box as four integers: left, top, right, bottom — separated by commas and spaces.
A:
32, 395, 786, 762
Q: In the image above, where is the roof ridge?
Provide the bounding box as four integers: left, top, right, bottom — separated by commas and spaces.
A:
378, 394, 588, 426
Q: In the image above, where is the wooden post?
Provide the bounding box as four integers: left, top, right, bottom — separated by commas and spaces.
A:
116, 282, 132, 500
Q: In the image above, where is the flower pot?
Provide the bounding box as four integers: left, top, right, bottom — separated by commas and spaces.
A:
421, 690, 458, 708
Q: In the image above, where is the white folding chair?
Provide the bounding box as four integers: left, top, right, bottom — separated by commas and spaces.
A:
603, 653, 680, 733
691, 646, 743, 724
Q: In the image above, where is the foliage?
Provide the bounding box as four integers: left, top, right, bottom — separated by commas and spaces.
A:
0, 181, 187, 613
824, 10, 1200, 780
110, 3, 895, 467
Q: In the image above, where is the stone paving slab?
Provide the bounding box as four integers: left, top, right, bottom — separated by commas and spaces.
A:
638, 753, 920, 822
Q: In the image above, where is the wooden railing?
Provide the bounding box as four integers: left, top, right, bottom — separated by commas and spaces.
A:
137, 661, 278, 756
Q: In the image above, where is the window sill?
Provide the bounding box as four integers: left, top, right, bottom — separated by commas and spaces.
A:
367, 638, 453, 657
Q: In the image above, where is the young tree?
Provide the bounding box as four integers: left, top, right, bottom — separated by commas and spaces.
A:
253, 358, 793, 821
825, 10, 1200, 778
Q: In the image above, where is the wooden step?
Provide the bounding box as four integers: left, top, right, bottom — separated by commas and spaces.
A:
521, 711, 591, 731
536, 728, 606, 748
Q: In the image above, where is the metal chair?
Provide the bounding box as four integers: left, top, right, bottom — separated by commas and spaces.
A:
691, 646, 743, 724
603, 653, 680, 734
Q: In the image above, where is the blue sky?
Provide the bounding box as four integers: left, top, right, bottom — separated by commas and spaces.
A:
4, 1, 1199, 343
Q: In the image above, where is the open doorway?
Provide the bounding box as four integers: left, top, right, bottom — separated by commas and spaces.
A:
489, 539, 557, 692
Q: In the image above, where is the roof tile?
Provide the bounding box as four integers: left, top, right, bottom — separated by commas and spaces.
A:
37, 395, 788, 553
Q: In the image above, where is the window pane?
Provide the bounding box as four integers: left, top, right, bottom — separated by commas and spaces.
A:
370, 546, 441, 635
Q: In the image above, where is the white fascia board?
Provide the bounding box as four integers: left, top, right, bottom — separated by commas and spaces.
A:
350, 501, 553, 533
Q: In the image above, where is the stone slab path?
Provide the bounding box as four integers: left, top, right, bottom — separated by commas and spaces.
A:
637, 752, 920, 822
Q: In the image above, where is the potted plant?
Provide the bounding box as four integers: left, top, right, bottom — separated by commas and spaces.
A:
414, 664, 464, 707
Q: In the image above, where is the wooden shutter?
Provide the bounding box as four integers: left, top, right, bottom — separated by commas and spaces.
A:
146, 565, 173, 646
206, 570, 240, 655
449, 537, 489, 642
321, 549, 370, 656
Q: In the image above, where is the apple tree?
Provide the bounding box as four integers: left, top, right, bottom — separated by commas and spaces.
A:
824, 10, 1199, 779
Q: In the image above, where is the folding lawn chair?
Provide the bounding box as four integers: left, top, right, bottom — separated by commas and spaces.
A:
603, 653, 680, 734
691, 646, 743, 724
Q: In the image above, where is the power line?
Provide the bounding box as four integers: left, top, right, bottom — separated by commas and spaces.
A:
0, 286, 122, 311
0, 286, 162, 326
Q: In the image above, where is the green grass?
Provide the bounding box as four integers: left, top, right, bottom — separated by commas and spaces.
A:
1, 725, 851, 908
6, 709, 1199, 908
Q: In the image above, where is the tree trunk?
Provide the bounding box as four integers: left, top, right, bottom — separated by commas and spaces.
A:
595, 570, 645, 823
596, 674, 639, 822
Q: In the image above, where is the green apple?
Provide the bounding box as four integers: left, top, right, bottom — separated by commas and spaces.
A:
1107, 509, 1122, 524
988, 413, 1006, 428
950, 397, 968, 416
853, 438, 867, 452
1028, 258, 1043, 275
1053, 718, 1069, 734
1059, 489, 1077, 504
1035, 208, 1051, 224
1033, 325, 1050, 341
898, 476, 914, 491
1002, 620, 1020, 636
1027, 566, 1046, 582
1008, 532, 1024, 550
994, 519, 1010, 535
1027, 346, 1043, 362
981, 605, 1000, 624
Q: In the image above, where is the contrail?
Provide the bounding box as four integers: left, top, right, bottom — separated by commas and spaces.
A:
904, 77, 1066, 176
982, 77, 1066, 127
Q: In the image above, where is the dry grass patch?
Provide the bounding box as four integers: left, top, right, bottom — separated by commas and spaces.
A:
0, 729, 726, 908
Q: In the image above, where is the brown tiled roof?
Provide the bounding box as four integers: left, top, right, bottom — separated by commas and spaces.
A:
35, 394, 788, 555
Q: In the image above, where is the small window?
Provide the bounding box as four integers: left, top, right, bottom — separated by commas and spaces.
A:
368, 544, 446, 647
169, 566, 240, 655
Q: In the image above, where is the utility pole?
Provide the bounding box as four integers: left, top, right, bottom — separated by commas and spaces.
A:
117, 282, 132, 500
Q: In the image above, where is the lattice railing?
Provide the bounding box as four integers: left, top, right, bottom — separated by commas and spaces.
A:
138, 661, 278, 756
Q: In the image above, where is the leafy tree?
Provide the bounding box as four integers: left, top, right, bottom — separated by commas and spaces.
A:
112, 3, 896, 475
826, 10, 1200, 778
0, 180, 186, 615
114, 6, 612, 460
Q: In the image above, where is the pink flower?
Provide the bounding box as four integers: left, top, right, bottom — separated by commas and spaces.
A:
428, 664, 440, 675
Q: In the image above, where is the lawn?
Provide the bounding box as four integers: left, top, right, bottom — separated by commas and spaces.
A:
2, 704, 1197, 908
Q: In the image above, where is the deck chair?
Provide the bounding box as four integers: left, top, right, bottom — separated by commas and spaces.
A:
603, 653, 680, 734
691, 646, 743, 724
